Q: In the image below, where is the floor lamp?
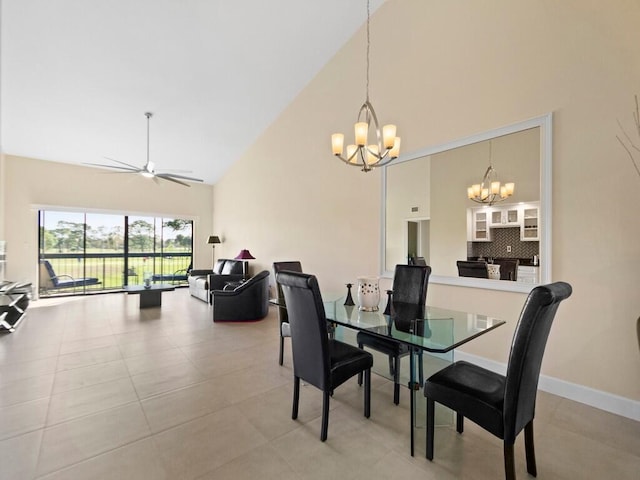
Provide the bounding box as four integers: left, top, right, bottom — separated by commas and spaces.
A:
207, 236, 221, 266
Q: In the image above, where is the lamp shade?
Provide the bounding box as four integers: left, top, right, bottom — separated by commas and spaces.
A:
234, 249, 255, 260
207, 236, 221, 245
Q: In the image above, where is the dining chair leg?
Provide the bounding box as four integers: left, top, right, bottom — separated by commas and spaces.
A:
524, 420, 537, 476
504, 442, 516, 480
357, 343, 364, 386
364, 368, 371, 418
426, 397, 435, 460
388, 355, 395, 376
292, 376, 300, 419
456, 412, 464, 433
321, 391, 330, 441
279, 335, 284, 366
393, 356, 400, 405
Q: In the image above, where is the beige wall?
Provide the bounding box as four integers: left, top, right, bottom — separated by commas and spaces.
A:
2, 155, 214, 286
385, 155, 430, 269
213, 0, 640, 402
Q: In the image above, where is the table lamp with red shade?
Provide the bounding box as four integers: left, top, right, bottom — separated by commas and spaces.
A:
234, 249, 255, 278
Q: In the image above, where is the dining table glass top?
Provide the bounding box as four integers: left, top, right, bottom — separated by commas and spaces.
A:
323, 298, 505, 353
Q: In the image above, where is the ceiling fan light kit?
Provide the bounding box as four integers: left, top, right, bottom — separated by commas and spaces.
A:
84, 112, 204, 187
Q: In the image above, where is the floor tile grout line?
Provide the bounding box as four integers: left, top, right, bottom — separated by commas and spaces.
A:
33, 431, 158, 479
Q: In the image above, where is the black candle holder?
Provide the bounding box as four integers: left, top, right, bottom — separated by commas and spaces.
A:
344, 283, 355, 306
383, 289, 393, 315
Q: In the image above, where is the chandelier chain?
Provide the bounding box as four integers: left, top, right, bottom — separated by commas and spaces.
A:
488, 140, 492, 167
366, 0, 370, 102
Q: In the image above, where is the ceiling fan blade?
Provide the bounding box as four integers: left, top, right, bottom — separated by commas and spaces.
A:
157, 172, 204, 182
156, 169, 192, 174
82, 162, 140, 172
96, 113, 201, 188
103, 156, 141, 170
156, 174, 191, 187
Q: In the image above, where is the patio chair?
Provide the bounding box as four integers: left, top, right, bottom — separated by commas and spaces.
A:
39, 260, 100, 294
151, 262, 192, 284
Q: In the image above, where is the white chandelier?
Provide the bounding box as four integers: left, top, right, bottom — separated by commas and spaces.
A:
467, 140, 515, 206
330, 0, 400, 172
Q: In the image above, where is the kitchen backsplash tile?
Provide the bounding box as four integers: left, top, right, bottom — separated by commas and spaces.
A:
468, 227, 539, 259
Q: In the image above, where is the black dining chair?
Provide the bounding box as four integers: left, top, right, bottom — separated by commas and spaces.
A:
273, 261, 303, 365
357, 264, 431, 405
423, 281, 572, 480
494, 258, 519, 281
456, 260, 488, 278
409, 256, 427, 266
276, 271, 373, 442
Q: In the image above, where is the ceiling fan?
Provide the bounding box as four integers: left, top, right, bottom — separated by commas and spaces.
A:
84, 112, 204, 187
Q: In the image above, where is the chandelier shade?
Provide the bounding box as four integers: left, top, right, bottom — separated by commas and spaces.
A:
330, 0, 400, 172
467, 141, 515, 206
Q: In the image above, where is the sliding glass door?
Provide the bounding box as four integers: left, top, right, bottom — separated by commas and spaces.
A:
39, 210, 193, 297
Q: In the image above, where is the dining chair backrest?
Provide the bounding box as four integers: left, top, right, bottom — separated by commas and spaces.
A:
494, 258, 519, 281
503, 281, 572, 444
409, 256, 427, 266
277, 271, 331, 391
273, 261, 303, 323
392, 264, 432, 306
457, 260, 488, 278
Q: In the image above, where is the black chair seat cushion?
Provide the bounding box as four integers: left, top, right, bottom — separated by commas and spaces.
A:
329, 339, 374, 389
424, 360, 505, 438
356, 331, 409, 356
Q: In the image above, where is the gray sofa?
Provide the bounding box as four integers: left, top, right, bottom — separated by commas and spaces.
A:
188, 258, 244, 303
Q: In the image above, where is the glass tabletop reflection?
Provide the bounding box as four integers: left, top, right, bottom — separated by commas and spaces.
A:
323, 297, 505, 353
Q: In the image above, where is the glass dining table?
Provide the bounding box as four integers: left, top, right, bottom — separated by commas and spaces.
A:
322, 297, 506, 456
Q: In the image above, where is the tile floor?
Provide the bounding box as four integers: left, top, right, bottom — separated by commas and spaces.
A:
0, 289, 638, 479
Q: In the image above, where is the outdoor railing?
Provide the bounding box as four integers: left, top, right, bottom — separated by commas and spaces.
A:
39, 252, 192, 296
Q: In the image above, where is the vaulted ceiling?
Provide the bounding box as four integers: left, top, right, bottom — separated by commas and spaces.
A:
0, 0, 384, 184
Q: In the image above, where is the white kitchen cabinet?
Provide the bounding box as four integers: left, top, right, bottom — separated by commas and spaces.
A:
490, 207, 519, 227
521, 206, 539, 241
472, 211, 490, 241
468, 202, 540, 242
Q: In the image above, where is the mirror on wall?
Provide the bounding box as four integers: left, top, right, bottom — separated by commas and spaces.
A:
381, 114, 552, 292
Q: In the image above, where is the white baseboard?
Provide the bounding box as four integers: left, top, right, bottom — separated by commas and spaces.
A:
454, 351, 640, 422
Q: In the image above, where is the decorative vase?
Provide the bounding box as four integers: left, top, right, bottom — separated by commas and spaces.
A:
486, 264, 500, 280
383, 289, 393, 315
344, 283, 355, 306
143, 272, 152, 289
357, 276, 380, 312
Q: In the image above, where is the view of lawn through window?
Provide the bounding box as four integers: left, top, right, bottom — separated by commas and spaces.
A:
39, 210, 193, 296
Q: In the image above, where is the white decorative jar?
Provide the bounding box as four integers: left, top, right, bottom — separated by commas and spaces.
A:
357, 276, 380, 311
486, 264, 500, 280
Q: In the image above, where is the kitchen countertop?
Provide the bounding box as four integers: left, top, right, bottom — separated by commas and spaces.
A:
468, 257, 540, 267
